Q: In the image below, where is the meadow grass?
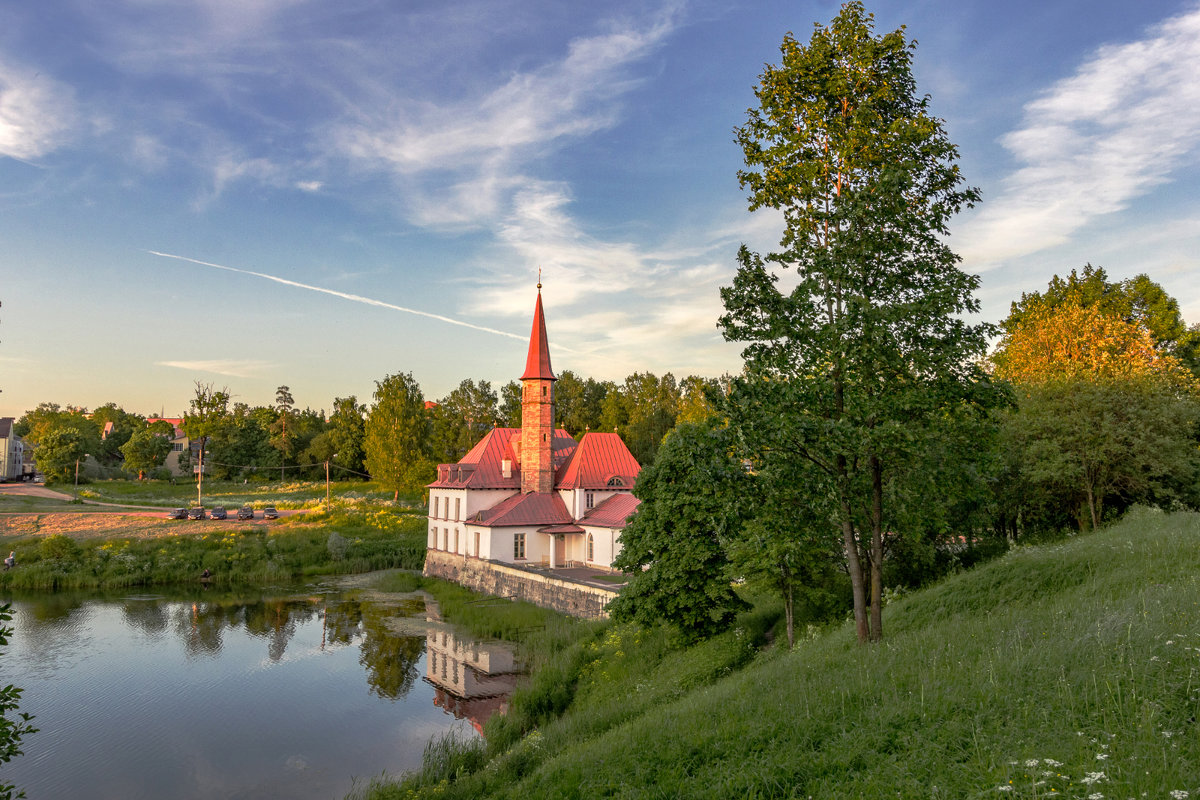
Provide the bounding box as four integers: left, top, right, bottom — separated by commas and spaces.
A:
73, 478, 424, 510
0, 506, 429, 590
360, 508, 1200, 799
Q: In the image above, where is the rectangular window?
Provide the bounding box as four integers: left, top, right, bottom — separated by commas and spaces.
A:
474, 531, 480, 557
514, 533, 526, 560
585, 492, 595, 510
454, 528, 459, 554
432, 496, 439, 518
455, 497, 461, 521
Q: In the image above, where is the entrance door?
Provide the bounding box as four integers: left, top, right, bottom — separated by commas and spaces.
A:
554, 534, 566, 566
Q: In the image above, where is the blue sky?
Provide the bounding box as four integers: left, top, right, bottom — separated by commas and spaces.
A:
3, 0, 1199, 420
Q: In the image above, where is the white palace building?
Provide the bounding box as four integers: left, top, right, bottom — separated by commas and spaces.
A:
425, 287, 641, 572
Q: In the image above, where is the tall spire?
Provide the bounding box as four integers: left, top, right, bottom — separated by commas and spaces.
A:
520, 282, 556, 494
520, 283, 556, 382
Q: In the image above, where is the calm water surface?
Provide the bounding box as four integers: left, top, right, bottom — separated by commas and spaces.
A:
1, 582, 521, 800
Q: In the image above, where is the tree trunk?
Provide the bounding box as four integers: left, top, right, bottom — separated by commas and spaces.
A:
842, 509, 869, 643
869, 453, 884, 642
781, 562, 795, 648
1085, 483, 1099, 531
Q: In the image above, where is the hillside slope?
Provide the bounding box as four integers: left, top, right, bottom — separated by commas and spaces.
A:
451, 509, 1200, 799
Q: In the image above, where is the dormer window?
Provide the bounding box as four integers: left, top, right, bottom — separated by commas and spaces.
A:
607, 476, 624, 487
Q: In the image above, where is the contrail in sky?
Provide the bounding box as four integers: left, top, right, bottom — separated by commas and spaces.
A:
147, 250, 530, 343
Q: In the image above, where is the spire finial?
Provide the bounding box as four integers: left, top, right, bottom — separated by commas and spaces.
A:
537, 267, 542, 291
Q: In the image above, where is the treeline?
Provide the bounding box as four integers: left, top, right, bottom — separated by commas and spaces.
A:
13, 370, 724, 492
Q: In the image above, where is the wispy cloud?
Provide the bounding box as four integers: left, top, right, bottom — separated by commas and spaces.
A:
0, 57, 77, 161
957, 4, 1200, 269
155, 359, 274, 378
333, 7, 681, 227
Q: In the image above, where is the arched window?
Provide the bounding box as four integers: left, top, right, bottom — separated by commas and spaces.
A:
607, 476, 624, 487
587, 532, 595, 562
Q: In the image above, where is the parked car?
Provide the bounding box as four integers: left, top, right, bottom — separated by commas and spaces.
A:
187, 507, 206, 520
262, 506, 279, 520
210, 506, 227, 520
237, 506, 254, 520
166, 508, 187, 520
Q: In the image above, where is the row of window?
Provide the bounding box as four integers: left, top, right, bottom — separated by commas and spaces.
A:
431, 528, 597, 563
430, 495, 462, 521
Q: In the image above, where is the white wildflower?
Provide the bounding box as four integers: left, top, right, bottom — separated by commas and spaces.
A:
1043, 758, 1062, 767
1096, 753, 1109, 760
1024, 759, 1040, 767
1081, 771, 1106, 785
1169, 791, 1189, 800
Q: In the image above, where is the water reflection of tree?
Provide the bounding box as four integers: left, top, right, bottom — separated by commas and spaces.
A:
357, 602, 424, 700
121, 599, 169, 634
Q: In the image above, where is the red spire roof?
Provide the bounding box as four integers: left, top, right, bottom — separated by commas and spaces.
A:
520, 288, 556, 381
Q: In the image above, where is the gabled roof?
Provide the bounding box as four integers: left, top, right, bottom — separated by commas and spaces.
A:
520, 290, 556, 381
554, 432, 641, 490
580, 492, 640, 529
428, 427, 578, 489
472, 491, 573, 527
0, 418, 13, 439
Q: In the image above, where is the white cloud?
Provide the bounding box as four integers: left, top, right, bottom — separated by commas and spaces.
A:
155, 359, 274, 378
0, 59, 77, 161
295, 180, 323, 192
332, 8, 680, 229
957, 4, 1200, 269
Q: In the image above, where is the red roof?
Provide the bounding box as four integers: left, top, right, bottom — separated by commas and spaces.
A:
428, 427, 578, 489
580, 493, 641, 528
554, 432, 641, 490
473, 492, 573, 527
520, 290, 556, 381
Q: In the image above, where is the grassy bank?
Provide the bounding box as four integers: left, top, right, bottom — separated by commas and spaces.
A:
361, 508, 1200, 799
0, 505, 428, 590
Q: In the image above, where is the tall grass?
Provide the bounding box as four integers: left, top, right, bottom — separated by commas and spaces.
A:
75, 478, 426, 510
360, 508, 1200, 799
0, 507, 429, 590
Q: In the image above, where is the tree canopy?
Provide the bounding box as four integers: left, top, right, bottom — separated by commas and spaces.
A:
721, 1, 999, 642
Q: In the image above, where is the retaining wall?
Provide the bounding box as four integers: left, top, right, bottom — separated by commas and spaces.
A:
423, 550, 617, 619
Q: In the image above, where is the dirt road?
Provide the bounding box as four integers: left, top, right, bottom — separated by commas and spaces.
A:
0, 482, 297, 540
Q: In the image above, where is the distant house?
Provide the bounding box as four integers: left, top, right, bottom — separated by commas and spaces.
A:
0, 417, 26, 481
425, 288, 641, 571
146, 417, 191, 476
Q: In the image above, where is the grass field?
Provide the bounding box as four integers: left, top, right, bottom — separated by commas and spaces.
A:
360, 507, 1200, 800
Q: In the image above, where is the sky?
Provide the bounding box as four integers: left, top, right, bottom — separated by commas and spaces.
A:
3, 0, 1200, 420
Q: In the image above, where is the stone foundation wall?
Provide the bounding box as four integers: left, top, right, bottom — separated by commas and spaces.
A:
423, 550, 617, 619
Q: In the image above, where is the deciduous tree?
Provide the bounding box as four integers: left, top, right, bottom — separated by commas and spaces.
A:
609, 419, 748, 641
364, 372, 433, 502
721, 2, 998, 642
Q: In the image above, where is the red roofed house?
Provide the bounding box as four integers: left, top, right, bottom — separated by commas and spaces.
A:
425, 287, 640, 571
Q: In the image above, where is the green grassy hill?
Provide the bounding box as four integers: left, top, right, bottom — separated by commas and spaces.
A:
374, 508, 1200, 799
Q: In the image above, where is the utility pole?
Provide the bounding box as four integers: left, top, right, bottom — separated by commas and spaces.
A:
325, 453, 337, 507
197, 445, 203, 507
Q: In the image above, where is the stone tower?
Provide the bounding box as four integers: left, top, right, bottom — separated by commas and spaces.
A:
519, 285, 556, 494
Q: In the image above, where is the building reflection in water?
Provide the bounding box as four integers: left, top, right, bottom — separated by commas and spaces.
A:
424, 625, 524, 735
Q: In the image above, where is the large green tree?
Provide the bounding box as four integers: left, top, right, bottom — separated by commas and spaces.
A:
364, 372, 433, 501
269, 386, 296, 480
326, 396, 367, 477
120, 422, 174, 480
31, 427, 86, 484
609, 419, 749, 641
720, 2, 998, 642
181, 383, 230, 476
430, 379, 498, 464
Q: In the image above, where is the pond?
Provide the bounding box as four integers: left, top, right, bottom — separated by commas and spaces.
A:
0, 580, 523, 800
